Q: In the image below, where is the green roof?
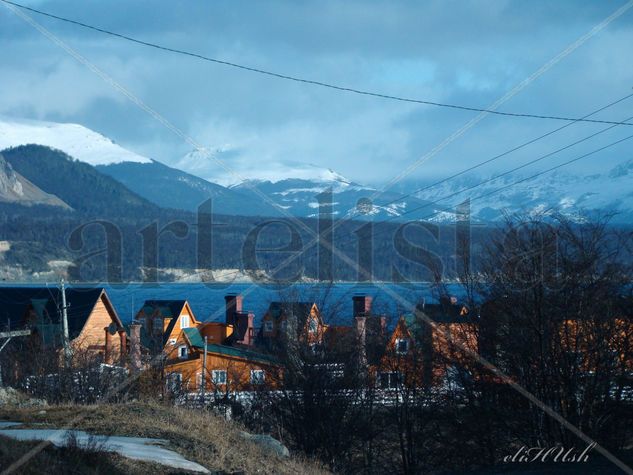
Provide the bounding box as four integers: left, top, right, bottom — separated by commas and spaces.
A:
183, 327, 279, 365
182, 327, 204, 348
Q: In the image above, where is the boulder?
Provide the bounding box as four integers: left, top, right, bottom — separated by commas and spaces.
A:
239, 431, 290, 458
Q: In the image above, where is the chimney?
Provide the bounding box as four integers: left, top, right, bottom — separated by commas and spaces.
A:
224, 294, 243, 326
104, 327, 113, 365
118, 329, 127, 364
234, 311, 255, 346
129, 323, 142, 372
353, 295, 372, 318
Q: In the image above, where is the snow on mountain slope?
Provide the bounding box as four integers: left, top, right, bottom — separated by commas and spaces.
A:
410, 160, 633, 223
0, 117, 151, 166
179, 150, 358, 189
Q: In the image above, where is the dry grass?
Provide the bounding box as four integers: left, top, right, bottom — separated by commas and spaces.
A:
0, 435, 166, 474
0, 402, 329, 474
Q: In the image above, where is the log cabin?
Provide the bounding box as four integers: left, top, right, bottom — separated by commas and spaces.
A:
257, 301, 326, 353
165, 325, 281, 392
377, 297, 478, 389
135, 295, 277, 391
0, 286, 125, 363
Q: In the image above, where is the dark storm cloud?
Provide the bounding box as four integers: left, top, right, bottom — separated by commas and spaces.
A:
0, 0, 631, 185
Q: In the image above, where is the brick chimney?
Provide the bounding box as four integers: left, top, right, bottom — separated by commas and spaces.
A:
353, 295, 372, 318
224, 294, 243, 326
129, 323, 142, 372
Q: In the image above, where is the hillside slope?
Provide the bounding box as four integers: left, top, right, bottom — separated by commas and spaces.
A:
97, 160, 272, 215
0, 402, 327, 474
1, 145, 159, 217
0, 153, 70, 209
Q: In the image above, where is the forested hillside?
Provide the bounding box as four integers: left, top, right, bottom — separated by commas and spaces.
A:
1, 145, 158, 217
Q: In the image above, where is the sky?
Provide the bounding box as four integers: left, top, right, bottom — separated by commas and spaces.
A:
1, 0, 632, 187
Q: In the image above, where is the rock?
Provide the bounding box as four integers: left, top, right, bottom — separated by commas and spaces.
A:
239, 431, 290, 458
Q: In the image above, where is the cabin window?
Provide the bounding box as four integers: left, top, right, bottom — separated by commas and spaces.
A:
279, 320, 288, 332
250, 370, 265, 385
378, 371, 402, 389
212, 370, 227, 385
181, 315, 190, 329
178, 345, 188, 359
308, 319, 318, 334
395, 338, 410, 355
263, 320, 274, 333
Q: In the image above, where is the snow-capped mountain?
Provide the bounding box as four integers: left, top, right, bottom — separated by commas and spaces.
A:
0, 117, 151, 166
408, 161, 633, 223
177, 152, 358, 188
2, 117, 631, 223
177, 151, 447, 220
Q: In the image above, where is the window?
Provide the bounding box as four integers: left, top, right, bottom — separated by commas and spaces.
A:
167, 338, 177, 345
378, 371, 402, 389
279, 319, 288, 332
263, 320, 274, 333
212, 370, 227, 385
308, 318, 318, 334
250, 370, 265, 385
178, 345, 188, 359
180, 315, 190, 329
395, 338, 410, 355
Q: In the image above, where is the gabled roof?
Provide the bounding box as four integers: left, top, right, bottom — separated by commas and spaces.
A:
0, 286, 121, 340
182, 327, 278, 365
138, 300, 192, 343
140, 300, 187, 319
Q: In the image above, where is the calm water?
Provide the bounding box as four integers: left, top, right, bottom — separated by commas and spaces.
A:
2, 282, 467, 326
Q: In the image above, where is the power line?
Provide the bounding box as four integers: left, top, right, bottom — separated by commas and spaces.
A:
2, 0, 633, 127
365, 92, 633, 214
334, 130, 633, 246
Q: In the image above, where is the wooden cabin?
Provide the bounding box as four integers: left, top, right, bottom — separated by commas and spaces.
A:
257, 301, 326, 352
377, 298, 478, 389
0, 286, 125, 363
134, 300, 200, 356
165, 326, 281, 392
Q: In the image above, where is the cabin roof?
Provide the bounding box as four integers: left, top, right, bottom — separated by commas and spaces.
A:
139, 300, 191, 342
0, 286, 120, 340
141, 300, 187, 319
182, 327, 278, 364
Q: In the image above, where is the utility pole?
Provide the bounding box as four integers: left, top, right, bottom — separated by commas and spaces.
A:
201, 336, 207, 403
60, 279, 70, 361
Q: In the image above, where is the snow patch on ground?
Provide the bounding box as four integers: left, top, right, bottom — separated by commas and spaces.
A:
0, 427, 209, 473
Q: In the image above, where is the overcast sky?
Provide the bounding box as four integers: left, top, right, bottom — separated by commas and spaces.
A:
1, 0, 632, 187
